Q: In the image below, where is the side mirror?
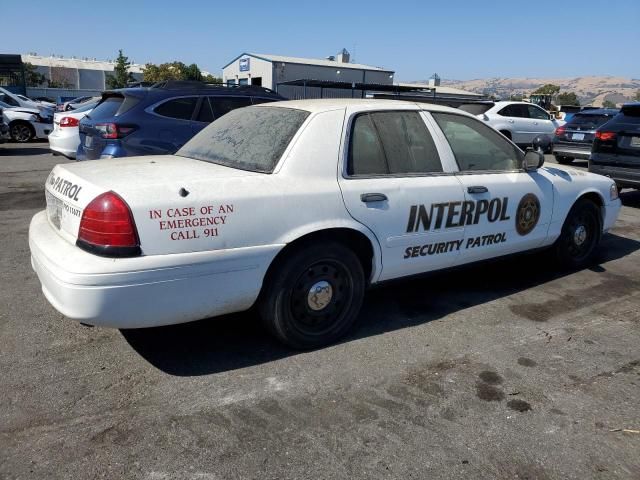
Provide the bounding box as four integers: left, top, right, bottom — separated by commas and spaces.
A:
524, 148, 545, 171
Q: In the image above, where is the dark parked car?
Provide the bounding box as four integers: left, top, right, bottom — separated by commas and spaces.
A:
77, 81, 285, 160
589, 103, 640, 190
552, 108, 619, 164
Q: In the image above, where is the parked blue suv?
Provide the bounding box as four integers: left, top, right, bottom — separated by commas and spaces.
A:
76, 81, 285, 160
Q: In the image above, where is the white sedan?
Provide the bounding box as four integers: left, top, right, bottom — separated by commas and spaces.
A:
0, 101, 54, 142
48, 101, 97, 158
29, 100, 621, 348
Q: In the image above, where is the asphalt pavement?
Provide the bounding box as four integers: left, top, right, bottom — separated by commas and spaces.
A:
1, 142, 639, 479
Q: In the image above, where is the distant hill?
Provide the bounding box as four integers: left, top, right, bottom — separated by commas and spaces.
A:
423, 76, 640, 107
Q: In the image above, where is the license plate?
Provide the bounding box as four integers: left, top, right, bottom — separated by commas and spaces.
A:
84, 135, 93, 148
572, 133, 585, 141
631, 136, 640, 147
45, 191, 62, 230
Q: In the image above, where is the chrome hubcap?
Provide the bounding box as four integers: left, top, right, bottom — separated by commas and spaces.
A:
307, 281, 333, 311
574, 225, 587, 246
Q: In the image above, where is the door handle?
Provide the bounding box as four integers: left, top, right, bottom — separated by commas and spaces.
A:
467, 186, 488, 194
360, 193, 388, 203
508, 119, 515, 123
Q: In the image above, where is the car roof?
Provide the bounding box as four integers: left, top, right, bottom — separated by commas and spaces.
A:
261, 98, 466, 115
572, 108, 619, 115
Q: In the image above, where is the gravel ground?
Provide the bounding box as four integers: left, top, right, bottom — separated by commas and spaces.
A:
1, 142, 639, 479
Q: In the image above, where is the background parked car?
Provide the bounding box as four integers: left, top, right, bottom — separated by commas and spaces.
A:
77, 81, 285, 160
0, 108, 10, 143
467, 101, 561, 151
0, 87, 40, 109
552, 108, 619, 164
589, 103, 640, 190
15, 94, 55, 109
48, 100, 98, 158
0, 100, 54, 142
62, 96, 100, 112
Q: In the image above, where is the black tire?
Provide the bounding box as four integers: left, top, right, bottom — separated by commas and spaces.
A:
10, 122, 34, 143
554, 199, 602, 269
258, 242, 365, 349
555, 155, 574, 165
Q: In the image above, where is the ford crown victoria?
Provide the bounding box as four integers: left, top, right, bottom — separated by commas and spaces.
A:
29, 100, 621, 348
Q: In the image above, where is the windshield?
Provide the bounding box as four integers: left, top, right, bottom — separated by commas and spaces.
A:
567, 113, 616, 130
177, 106, 310, 173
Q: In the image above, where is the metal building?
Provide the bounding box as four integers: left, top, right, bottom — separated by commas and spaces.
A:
222, 49, 395, 99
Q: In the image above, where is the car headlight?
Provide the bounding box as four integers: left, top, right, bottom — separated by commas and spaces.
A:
610, 183, 619, 201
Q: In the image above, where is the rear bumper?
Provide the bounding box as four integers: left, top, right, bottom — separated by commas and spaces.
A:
48, 130, 78, 158
29, 211, 282, 328
589, 162, 640, 188
552, 144, 591, 159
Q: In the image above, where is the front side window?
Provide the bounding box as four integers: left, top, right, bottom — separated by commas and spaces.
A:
433, 112, 523, 172
527, 105, 550, 120
0, 94, 19, 106
154, 97, 198, 120
348, 111, 442, 176
210, 96, 251, 118
196, 97, 214, 123
177, 106, 309, 173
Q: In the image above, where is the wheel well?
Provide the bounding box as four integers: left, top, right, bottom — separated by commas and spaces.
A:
576, 192, 605, 225
265, 228, 375, 284
499, 130, 512, 140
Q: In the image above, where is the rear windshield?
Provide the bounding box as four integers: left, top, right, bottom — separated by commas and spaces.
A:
458, 103, 493, 115
72, 101, 98, 113
567, 113, 616, 129
88, 95, 139, 119
177, 106, 309, 173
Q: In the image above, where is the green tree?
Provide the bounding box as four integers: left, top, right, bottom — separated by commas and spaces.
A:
23, 62, 47, 87
602, 100, 617, 108
556, 92, 580, 106
510, 93, 524, 101
533, 84, 561, 95
106, 50, 135, 89
142, 61, 222, 84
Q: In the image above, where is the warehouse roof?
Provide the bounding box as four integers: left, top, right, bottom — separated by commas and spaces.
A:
223, 53, 393, 73
21, 54, 145, 73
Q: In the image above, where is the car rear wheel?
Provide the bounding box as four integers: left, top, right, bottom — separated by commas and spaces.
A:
258, 242, 365, 349
554, 155, 574, 165
554, 199, 602, 269
10, 122, 34, 143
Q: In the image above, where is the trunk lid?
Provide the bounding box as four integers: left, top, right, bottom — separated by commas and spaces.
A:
44, 155, 262, 254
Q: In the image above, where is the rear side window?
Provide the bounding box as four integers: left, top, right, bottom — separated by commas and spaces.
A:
154, 97, 198, 120
196, 97, 214, 123
498, 104, 527, 118
433, 112, 523, 172
90, 95, 140, 119
210, 96, 251, 118
348, 111, 442, 176
177, 106, 309, 173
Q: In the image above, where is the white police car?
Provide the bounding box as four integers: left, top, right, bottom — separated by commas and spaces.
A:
29, 100, 622, 348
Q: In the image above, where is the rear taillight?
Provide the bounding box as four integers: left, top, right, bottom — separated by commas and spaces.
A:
555, 126, 566, 137
95, 123, 136, 139
60, 116, 79, 127
595, 131, 617, 141
77, 191, 140, 257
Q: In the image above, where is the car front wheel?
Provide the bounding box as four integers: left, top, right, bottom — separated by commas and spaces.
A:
10, 122, 34, 143
259, 242, 365, 349
554, 199, 602, 269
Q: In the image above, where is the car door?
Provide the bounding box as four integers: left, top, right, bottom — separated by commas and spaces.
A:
495, 104, 529, 144
338, 109, 466, 281
430, 111, 553, 264
151, 96, 199, 151
526, 104, 556, 138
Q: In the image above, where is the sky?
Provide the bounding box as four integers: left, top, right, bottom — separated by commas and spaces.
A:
3, 0, 639, 81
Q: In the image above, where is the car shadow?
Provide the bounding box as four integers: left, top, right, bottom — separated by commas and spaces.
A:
121, 232, 640, 377
621, 189, 640, 208
0, 146, 51, 156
